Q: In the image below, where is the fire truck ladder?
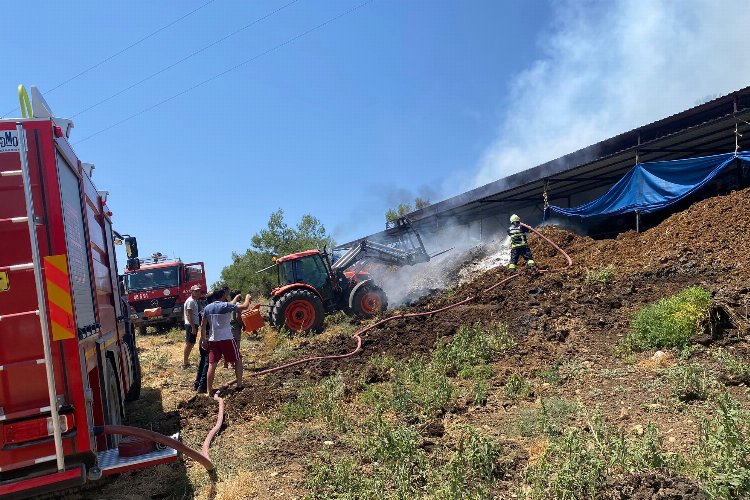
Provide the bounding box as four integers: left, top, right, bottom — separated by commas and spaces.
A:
0, 123, 65, 471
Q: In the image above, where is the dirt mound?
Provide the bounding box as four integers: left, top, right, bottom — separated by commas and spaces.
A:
178, 189, 750, 429
597, 473, 707, 499
565, 187, 750, 279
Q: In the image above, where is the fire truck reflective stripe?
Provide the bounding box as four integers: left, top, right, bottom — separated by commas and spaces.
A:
51, 321, 75, 340
0, 263, 33, 271
44, 257, 69, 290
43, 255, 76, 340
46, 281, 73, 315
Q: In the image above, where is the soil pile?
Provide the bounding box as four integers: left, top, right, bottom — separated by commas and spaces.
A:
182, 187, 750, 417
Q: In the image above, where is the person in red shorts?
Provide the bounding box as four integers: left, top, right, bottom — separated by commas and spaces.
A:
199, 287, 252, 396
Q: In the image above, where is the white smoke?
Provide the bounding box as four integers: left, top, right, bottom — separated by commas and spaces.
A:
371, 224, 511, 308
472, 0, 750, 188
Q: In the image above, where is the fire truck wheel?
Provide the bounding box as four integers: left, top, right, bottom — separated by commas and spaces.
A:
105, 360, 123, 447
272, 289, 325, 334
351, 285, 388, 319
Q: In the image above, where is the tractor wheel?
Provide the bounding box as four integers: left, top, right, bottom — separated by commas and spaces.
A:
351, 285, 388, 319
272, 289, 325, 333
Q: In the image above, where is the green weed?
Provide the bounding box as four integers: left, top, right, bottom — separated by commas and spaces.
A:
584, 265, 616, 285
305, 456, 379, 499
274, 373, 350, 432
470, 379, 490, 406
391, 356, 455, 422
667, 363, 716, 402
690, 392, 750, 498
615, 286, 711, 355
536, 363, 563, 385
363, 418, 428, 497
433, 426, 506, 498
714, 348, 750, 385
141, 351, 169, 372
504, 373, 534, 401
433, 321, 514, 379
523, 412, 679, 498
512, 397, 579, 438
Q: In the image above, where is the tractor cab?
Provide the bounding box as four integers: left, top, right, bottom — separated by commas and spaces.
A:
276, 251, 333, 298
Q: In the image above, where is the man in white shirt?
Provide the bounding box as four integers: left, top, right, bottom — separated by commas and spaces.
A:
183, 285, 202, 368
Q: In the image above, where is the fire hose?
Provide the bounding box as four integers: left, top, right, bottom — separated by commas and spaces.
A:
107, 224, 571, 473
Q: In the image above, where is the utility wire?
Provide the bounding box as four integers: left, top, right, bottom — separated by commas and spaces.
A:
71, 0, 299, 119
1, 0, 217, 118
74, 0, 374, 145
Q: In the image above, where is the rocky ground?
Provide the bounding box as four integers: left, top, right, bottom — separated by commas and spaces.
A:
78, 187, 750, 499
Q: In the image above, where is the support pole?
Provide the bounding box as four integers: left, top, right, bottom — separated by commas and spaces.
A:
17, 123, 65, 472
635, 210, 641, 233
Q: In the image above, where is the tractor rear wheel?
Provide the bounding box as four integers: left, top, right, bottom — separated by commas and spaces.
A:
272, 289, 325, 333
351, 285, 388, 319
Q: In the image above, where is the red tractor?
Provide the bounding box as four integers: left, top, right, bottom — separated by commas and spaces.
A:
264, 219, 430, 332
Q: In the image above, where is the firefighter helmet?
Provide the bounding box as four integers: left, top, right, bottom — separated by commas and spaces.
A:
510, 214, 521, 223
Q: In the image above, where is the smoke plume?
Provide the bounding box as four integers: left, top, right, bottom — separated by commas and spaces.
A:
472, 0, 750, 188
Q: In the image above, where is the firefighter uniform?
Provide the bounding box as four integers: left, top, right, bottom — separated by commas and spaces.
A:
507, 220, 535, 272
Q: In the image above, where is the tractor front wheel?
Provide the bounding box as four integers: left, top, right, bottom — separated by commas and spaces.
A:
272, 289, 325, 333
351, 285, 388, 319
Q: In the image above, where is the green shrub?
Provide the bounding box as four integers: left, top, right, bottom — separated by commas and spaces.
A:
433, 322, 514, 379
690, 392, 750, 498
504, 373, 534, 401
616, 286, 711, 355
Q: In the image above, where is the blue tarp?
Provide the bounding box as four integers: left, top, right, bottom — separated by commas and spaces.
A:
547, 151, 750, 219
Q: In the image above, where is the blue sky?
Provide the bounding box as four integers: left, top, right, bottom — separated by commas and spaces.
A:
5, 0, 749, 285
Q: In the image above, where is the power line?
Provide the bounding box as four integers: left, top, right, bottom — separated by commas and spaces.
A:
1, 0, 217, 118
71, 0, 299, 119
74, 0, 374, 146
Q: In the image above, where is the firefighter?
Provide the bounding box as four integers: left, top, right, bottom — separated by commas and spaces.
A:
507, 214, 536, 272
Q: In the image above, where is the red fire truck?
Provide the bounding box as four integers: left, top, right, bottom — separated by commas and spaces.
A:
0, 86, 179, 498
123, 256, 206, 336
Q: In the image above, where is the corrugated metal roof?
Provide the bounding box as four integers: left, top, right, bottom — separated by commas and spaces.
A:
339, 86, 750, 248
